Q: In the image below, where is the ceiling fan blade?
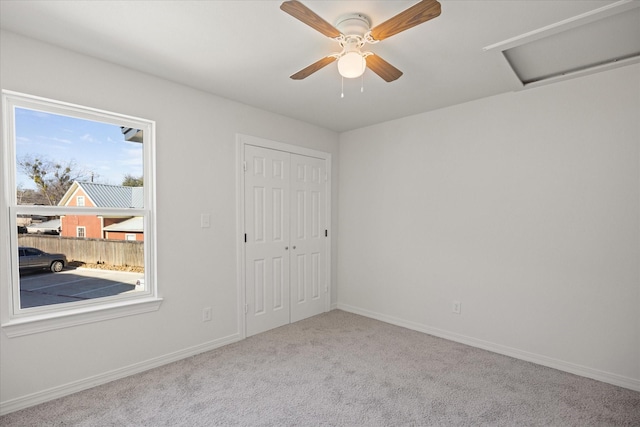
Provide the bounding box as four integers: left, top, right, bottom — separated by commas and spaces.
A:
290, 56, 337, 80
369, 0, 441, 41
280, 0, 342, 39
366, 54, 403, 82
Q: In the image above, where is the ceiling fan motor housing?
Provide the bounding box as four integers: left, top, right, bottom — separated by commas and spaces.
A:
335, 13, 371, 38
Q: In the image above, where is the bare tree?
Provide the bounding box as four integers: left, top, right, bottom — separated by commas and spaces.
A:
18, 155, 91, 205
16, 184, 49, 205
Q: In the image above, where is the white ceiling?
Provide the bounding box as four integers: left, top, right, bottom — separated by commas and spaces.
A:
0, 0, 630, 132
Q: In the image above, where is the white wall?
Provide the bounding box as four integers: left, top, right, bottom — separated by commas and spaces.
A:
0, 30, 339, 411
338, 64, 640, 390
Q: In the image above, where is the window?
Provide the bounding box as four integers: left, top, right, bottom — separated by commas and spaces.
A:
1, 91, 161, 337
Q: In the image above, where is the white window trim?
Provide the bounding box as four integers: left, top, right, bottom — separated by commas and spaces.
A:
1, 90, 161, 337
1, 298, 162, 338
76, 195, 85, 206
76, 225, 86, 238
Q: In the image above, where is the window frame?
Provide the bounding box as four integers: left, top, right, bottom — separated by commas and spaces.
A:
76, 226, 86, 238
1, 90, 161, 337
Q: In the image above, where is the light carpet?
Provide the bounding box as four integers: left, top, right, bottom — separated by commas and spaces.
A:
2, 310, 639, 426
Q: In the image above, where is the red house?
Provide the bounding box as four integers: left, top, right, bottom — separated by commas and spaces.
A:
58, 181, 144, 241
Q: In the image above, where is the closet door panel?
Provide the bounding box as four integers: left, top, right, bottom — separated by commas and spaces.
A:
290, 154, 327, 322
245, 145, 291, 337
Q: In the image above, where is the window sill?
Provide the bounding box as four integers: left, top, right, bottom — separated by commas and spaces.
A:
1, 297, 163, 337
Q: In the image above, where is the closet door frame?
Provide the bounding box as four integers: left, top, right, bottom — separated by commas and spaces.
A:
236, 134, 332, 339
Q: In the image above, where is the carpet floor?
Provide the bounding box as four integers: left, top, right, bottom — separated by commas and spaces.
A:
2, 310, 639, 426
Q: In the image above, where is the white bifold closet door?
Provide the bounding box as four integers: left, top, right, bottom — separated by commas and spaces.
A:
244, 145, 327, 337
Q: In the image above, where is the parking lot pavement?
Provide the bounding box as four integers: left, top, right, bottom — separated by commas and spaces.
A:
19, 268, 144, 309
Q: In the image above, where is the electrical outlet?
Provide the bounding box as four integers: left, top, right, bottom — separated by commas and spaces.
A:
202, 307, 212, 322
452, 301, 461, 314
200, 213, 211, 228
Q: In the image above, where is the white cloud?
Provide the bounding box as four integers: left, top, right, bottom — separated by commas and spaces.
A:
52, 137, 72, 144
81, 133, 101, 144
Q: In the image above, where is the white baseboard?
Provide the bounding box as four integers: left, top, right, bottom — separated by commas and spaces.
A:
0, 332, 242, 416
336, 303, 640, 392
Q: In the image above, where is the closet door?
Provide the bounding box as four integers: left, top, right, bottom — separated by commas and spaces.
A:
290, 154, 327, 322
244, 144, 328, 337
244, 145, 291, 337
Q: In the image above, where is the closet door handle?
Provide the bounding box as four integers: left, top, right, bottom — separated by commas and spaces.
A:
292, 246, 296, 250
285, 246, 289, 250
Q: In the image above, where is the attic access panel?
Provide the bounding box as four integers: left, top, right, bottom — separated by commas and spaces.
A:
485, 0, 640, 89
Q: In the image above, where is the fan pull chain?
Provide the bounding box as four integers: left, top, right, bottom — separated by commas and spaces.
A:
340, 76, 366, 98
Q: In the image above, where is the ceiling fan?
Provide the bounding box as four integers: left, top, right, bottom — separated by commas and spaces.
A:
280, 0, 441, 82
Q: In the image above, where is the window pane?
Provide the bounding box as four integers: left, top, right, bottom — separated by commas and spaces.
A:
4, 93, 156, 328
14, 107, 144, 208
17, 213, 145, 309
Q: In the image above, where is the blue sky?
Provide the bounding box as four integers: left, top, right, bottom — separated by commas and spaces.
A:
15, 107, 143, 190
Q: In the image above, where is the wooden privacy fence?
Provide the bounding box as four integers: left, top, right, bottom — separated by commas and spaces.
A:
18, 235, 144, 267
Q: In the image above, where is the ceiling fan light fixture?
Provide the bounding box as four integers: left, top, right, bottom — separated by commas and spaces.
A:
281, 0, 441, 82
338, 51, 366, 78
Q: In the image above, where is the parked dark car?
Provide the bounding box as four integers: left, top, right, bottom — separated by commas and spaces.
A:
18, 247, 67, 273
